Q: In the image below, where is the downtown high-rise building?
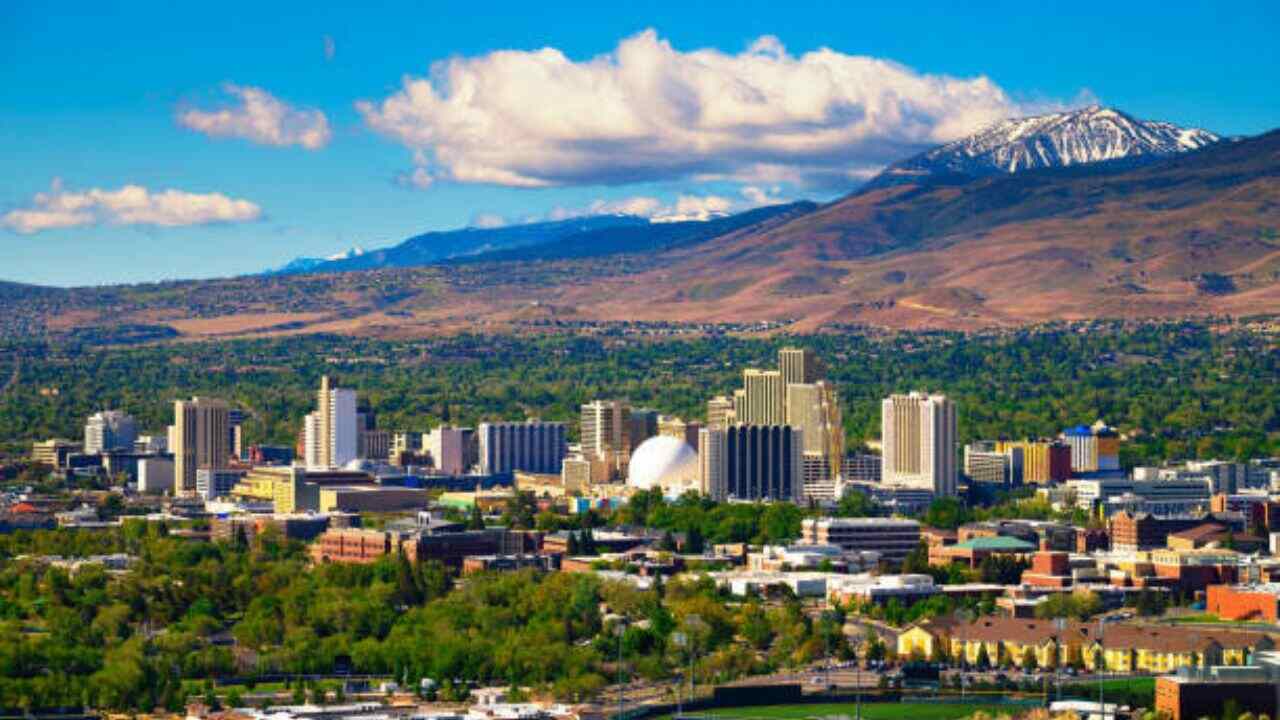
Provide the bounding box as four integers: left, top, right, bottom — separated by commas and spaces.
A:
881, 392, 957, 496
478, 421, 566, 476
84, 410, 138, 454
779, 346, 823, 385
714, 424, 803, 502
172, 397, 230, 495
740, 369, 785, 425
304, 375, 357, 470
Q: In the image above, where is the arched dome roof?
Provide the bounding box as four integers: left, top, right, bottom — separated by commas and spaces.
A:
627, 436, 699, 495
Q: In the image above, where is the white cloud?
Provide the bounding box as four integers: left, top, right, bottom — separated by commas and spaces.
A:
2, 181, 262, 234
323, 35, 336, 62
470, 212, 507, 228
178, 84, 332, 150
358, 30, 1068, 189
546, 192, 742, 223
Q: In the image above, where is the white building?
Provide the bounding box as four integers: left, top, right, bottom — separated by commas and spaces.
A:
305, 376, 357, 470
137, 457, 174, 495
881, 392, 956, 496
84, 410, 138, 454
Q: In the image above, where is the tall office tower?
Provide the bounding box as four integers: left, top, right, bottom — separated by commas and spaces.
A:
784, 380, 844, 481
881, 392, 957, 496
629, 408, 660, 450
84, 410, 138, 454
732, 390, 746, 422
173, 397, 230, 495
308, 376, 357, 470
426, 426, 474, 475
227, 408, 246, 461
580, 400, 632, 481
706, 396, 736, 428
741, 369, 785, 425
698, 426, 727, 501
718, 424, 803, 502
779, 346, 823, 385
478, 421, 566, 475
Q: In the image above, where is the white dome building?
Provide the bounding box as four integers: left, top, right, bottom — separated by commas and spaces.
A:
627, 436, 700, 496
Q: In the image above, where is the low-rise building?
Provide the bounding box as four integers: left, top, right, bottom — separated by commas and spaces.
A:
929, 535, 1036, 568
1206, 583, 1280, 622
801, 517, 921, 563
1156, 664, 1280, 720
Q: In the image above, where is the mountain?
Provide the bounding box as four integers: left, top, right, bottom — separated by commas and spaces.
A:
449, 202, 816, 265
266, 247, 366, 275
539, 126, 1280, 330
864, 105, 1221, 190
3, 127, 1278, 340
289, 215, 650, 274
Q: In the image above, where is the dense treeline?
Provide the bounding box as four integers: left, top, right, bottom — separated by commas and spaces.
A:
0, 321, 1277, 464
0, 522, 849, 712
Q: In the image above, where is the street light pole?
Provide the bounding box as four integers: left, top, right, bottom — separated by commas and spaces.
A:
955, 609, 973, 701
673, 632, 687, 720
616, 620, 627, 720
1097, 618, 1105, 720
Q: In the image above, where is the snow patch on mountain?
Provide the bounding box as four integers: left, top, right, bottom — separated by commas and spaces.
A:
865, 106, 1221, 189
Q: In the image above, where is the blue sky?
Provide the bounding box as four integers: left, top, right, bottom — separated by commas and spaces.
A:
2, 0, 1278, 287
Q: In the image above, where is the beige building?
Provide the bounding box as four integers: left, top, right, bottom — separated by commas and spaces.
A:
741, 369, 785, 425
173, 396, 230, 496
706, 395, 736, 428
779, 346, 823, 384
881, 392, 956, 496
561, 454, 592, 492
31, 439, 79, 467
580, 399, 631, 479
698, 426, 727, 500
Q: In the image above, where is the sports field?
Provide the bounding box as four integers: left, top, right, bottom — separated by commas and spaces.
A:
660, 702, 1024, 720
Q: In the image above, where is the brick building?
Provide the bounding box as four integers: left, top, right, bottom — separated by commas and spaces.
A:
1206, 584, 1280, 622
1109, 512, 1214, 551
1156, 668, 1280, 720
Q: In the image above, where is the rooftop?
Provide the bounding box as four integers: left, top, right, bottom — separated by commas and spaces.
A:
951, 536, 1037, 551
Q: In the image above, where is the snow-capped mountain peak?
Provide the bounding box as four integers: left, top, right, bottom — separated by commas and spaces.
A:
865, 105, 1221, 189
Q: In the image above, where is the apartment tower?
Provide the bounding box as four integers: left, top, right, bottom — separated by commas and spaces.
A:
881, 392, 956, 496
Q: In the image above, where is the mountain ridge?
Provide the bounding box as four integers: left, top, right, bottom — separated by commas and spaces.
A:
863, 105, 1221, 191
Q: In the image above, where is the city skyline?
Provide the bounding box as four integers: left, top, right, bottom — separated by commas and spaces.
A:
3, 0, 1279, 286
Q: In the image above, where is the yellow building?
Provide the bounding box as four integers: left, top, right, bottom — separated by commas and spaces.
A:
900, 617, 1270, 674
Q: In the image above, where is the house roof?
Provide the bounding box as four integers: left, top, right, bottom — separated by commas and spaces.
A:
1169, 523, 1228, 543
919, 616, 1271, 655
952, 536, 1036, 552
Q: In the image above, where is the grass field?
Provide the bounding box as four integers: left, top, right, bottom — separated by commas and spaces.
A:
661, 702, 1025, 720
1163, 614, 1262, 625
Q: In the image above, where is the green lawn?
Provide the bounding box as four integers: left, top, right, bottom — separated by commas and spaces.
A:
664, 702, 1022, 720
1164, 614, 1260, 625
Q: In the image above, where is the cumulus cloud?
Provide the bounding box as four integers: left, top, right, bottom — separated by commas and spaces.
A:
2, 180, 262, 234
358, 30, 1065, 189
178, 84, 332, 150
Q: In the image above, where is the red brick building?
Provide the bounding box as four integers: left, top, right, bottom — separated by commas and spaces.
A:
1021, 551, 1073, 588
1206, 584, 1280, 622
